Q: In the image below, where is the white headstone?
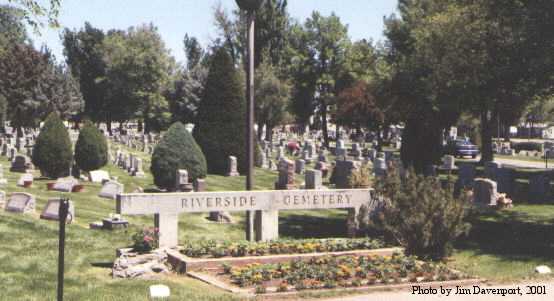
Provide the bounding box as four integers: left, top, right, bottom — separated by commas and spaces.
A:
99, 181, 124, 200
52, 177, 79, 192
40, 199, 75, 223
89, 170, 110, 183
17, 173, 34, 187
5, 192, 35, 213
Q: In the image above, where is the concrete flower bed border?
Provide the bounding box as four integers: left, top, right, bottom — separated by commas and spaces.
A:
167, 247, 403, 273
187, 271, 485, 299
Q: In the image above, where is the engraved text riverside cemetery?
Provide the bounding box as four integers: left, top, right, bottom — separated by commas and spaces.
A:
117, 189, 379, 248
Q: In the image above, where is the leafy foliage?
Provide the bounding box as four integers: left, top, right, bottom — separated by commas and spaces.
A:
74, 121, 108, 172
372, 166, 471, 260
151, 122, 207, 190
32, 113, 73, 178
131, 227, 159, 254
255, 61, 290, 141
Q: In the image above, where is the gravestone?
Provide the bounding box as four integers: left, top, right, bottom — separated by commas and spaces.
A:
496, 167, 515, 196
315, 161, 329, 178
529, 173, 551, 203
318, 149, 327, 163
133, 158, 145, 177
40, 199, 75, 223
193, 178, 207, 192
5, 192, 35, 213
0, 190, 5, 208
89, 170, 110, 183
301, 150, 312, 164
127, 154, 135, 174
117, 188, 378, 248
0, 164, 7, 186
473, 178, 498, 206
10, 155, 31, 173
441, 155, 456, 170
226, 156, 240, 177
99, 181, 124, 200
351, 143, 363, 160
16, 173, 33, 187
367, 148, 377, 162
175, 169, 193, 192
424, 164, 437, 177
484, 161, 502, 181
9, 147, 16, 161
334, 160, 359, 189
335, 147, 347, 160
276, 146, 285, 161
305, 169, 323, 189
373, 157, 387, 178
52, 177, 79, 192
275, 159, 296, 190
457, 163, 475, 188
295, 159, 305, 174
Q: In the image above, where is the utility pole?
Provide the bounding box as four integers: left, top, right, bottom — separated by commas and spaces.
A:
236, 0, 263, 241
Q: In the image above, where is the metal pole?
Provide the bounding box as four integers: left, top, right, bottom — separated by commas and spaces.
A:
57, 198, 69, 301
245, 12, 256, 241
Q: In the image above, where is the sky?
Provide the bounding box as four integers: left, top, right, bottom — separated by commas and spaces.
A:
15, 0, 399, 64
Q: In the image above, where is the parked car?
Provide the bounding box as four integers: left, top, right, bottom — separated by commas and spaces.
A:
445, 139, 480, 158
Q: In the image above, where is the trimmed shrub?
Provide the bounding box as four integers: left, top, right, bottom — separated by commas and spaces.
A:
151, 122, 207, 190
371, 165, 471, 260
193, 48, 247, 174
74, 121, 108, 172
32, 113, 73, 178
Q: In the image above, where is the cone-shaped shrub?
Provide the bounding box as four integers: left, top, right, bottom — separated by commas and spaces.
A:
193, 48, 246, 174
32, 113, 73, 178
151, 122, 207, 190
74, 121, 108, 172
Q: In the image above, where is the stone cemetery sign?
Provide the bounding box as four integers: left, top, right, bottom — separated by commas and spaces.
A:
5, 192, 35, 213
40, 199, 75, 223
117, 188, 379, 248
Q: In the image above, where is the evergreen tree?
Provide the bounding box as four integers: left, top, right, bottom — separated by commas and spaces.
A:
193, 48, 246, 174
151, 122, 207, 190
32, 113, 73, 178
74, 121, 108, 172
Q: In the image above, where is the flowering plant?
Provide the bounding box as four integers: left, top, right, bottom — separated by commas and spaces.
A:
132, 227, 159, 253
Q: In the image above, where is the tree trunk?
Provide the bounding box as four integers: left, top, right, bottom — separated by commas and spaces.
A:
107, 119, 113, 136
257, 122, 264, 141
321, 105, 329, 148
503, 123, 511, 142
376, 127, 383, 152
267, 126, 273, 143
480, 111, 494, 163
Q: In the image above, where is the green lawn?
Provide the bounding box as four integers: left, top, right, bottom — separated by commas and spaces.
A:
1, 144, 554, 300
451, 204, 554, 282
0, 145, 347, 301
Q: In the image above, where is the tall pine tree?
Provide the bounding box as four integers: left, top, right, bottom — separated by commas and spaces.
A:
193, 48, 246, 174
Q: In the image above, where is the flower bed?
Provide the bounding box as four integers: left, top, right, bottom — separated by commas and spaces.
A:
218, 252, 468, 292
181, 238, 385, 258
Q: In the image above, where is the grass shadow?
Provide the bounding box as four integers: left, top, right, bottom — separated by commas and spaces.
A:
279, 210, 348, 239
